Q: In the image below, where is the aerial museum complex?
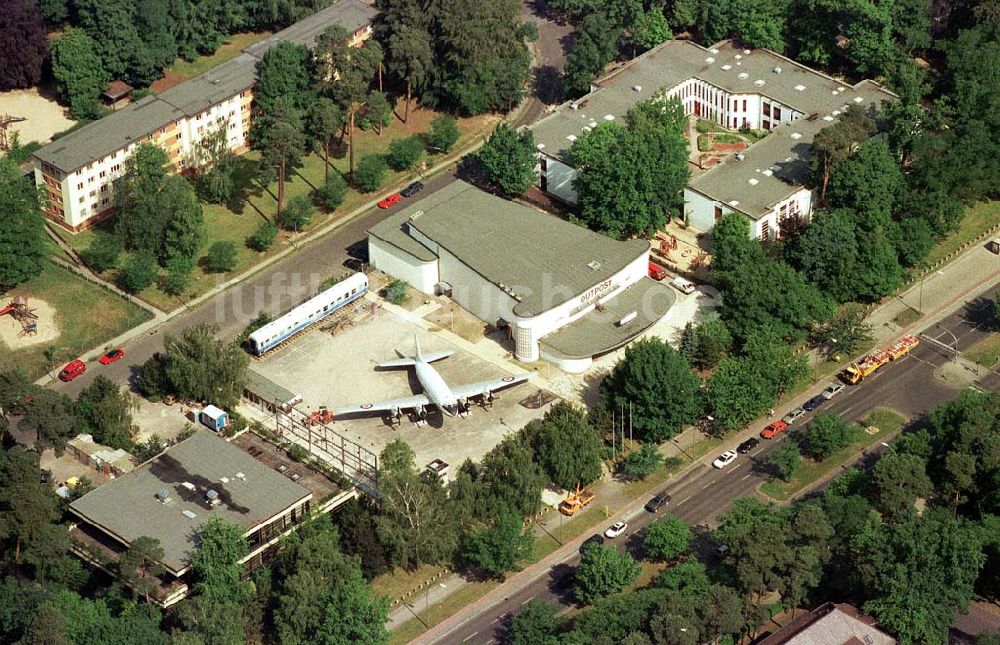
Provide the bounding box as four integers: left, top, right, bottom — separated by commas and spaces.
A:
18, 0, 916, 616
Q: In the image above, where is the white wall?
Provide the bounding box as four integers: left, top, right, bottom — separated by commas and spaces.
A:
368, 237, 439, 294
438, 247, 516, 327
539, 155, 579, 204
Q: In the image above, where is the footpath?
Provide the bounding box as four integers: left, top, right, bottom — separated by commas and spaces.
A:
390, 238, 1000, 640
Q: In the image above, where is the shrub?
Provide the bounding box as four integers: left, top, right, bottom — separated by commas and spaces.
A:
116, 251, 158, 293
161, 256, 195, 296
695, 120, 716, 133
426, 115, 460, 153
247, 221, 278, 252
134, 434, 166, 462
136, 353, 169, 399
279, 195, 313, 231
766, 441, 801, 482
204, 241, 238, 273
288, 444, 309, 462
312, 174, 348, 212
81, 232, 123, 273
387, 136, 424, 171
621, 443, 662, 480
353, 155, 388, 192
383, 279, 409, 305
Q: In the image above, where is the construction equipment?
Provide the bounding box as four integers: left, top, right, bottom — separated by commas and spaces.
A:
841, 335, 920, 385
559, 486, 596, 516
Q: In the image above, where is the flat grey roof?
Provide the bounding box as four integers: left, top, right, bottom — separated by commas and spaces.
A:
540, 277, 675, 359
33, 96, 183, 173
530, 39, 896, 219
374, 181, 649, 317
369, 210, 439, 262
243, 0, 378, 59
32, 0, 378, 174
69, 429, 311, 574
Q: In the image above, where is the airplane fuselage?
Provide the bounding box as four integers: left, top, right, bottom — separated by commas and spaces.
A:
414, 360, 459, 416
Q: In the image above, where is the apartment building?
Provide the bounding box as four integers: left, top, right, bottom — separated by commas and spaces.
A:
32, 0, 377, 231
530, 40, 897, 240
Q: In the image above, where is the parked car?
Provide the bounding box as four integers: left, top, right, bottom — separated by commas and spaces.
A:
803, 395, 826, 411
58, 359, 86, 382
645, 492, 671, 512
670, 276, 696, 294
580, 534, 605, 553
782, 408, 806, 424
648, 261, 668, 280
604, 521, 628, 539
400, 181, 424, 197
761, 420, 789, 439
377, 193, 402, 209
821, 382, 845, 399
737, 437, 760, 454
712, 450, 738, 469
99, 348, 125, 365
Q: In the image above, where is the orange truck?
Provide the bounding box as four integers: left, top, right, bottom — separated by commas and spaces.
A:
559, 488, 595, 516
841, 335, 919, 384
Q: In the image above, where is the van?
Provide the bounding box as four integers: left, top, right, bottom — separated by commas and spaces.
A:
58, 359, 87, 382
670, 277, 696, 294
648, 261, 668, 281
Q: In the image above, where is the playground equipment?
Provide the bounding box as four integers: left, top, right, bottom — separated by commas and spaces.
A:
0, 296, 39, 336
0, 114, 27, 152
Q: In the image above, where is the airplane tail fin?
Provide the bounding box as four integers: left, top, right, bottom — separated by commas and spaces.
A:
414, 334, 423, 362
377, 335, 453, 368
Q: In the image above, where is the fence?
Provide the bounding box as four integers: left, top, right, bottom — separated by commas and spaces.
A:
274, 408, 379, 495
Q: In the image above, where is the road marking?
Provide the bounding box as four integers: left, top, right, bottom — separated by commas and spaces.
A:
741, 474, 752, 480
702, 480, 716, 489
677, 495, 692, 505
936, 270, 945, 275
520, 596, 535, 605
841, 405, 855, 416
491, 617, 500, 624
729, 463, 741, 472
462, 632, 478, 642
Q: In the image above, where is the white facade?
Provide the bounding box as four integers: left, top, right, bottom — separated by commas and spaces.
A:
684, 184, 813, 240
368, 237, 439, 294
537, 155, 579, 204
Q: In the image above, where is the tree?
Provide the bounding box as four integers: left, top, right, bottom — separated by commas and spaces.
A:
809, 106, 877, 203
0, 445, 60, 564
254, 41, 313, 113
332, 499, 390, 579
161, 176, 205, 263
477, 125, 537, 197
71, 0, 146, 82
119, 536, 165, 607
312, 174, 348, 212
644, 516, 692, 561
383, 278, 409, 305
353, 154, 388, 192
50, 28, 108, 119
386, 24, 433, 123
253, 99, 305, 214
655, 560, 711, 597
133, 435, 166, 463
114, 143, 172, 255
386, 136, 424, 171
426, 115, 460, 153
766, 442, 801, 482
714, 498, 792, 604
307, 98, 343, 181
81, 231, 124, 273
278, 195, 313, 232
690, 319, 732, 369
510, 600, 563, 645
532, 402, 603, 490
76, 376, 137, 451
363, 90, 392, 135
574, 543, 642, 604
247, 220, 278, 252
627, 6, 671, 52
161, 323, 248, 408
601, 338, 702, 442
0, 159, 46, 291
204, 240, 238, 273
478, 433, 548, 518
192, 121, 237, 205
117, 252, 157, 294
563, 12, 620, 97
135, 353, 169, 399
189, 517, 251, 603
798, 412, 858, 460
621, 443, 663, 480
462, 505, 534, 579
870, 452, 933, 516
828, 140, 905, 224
0, 1, 48, 90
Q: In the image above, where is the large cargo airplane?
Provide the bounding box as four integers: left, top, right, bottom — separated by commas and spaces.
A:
334, 336, 529, 423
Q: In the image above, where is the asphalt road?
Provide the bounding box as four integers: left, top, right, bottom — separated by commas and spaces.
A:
431, 283, 1000, 645
515, 0, 573, 127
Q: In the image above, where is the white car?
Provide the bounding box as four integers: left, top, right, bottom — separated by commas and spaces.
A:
604, 521, 628, 539
821, 382, 845, 399
713, 450, 738, 469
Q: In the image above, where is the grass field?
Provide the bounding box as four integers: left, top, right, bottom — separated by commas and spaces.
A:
0, 260, 152, 379
924, 200, 1000, 267
964, 333, 1000, 367
760, 408, 906, 500
892, 306, 922, 328
59, 106, 499, 312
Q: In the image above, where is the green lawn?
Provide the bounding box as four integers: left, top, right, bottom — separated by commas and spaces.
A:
59, 107, 500, 312
0, 260, 152, 379
924, 200, 1000, 267
760, 408, 906, 500
892, 306, 922, 328
388, 579, 501, 645
964, 333, 1000, 367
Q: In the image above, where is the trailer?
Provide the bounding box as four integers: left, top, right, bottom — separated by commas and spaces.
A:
886, 335, 920, 360
841, 335, 920, 385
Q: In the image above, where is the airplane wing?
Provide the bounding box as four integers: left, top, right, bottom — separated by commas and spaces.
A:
334, 393, 431, 417
451, 373, 530, 400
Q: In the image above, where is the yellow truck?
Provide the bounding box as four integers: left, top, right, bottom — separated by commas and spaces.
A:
841, 335, 920, 384
559, 488, 595, 516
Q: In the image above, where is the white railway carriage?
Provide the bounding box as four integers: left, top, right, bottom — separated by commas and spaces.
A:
248, 273, 368, 356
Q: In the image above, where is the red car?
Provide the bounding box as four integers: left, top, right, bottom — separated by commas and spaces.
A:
377, 193, 402, 209
760, 420, 789, 439
58, 359, 87, 382
99, 348, 125, 365
648, 261, 668, 281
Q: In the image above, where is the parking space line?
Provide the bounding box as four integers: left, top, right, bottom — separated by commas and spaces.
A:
741, 473, 752, 480
462, 632, 478, 642
677, 495, 692, 506
520, 596, 535, 605
702, 480, 716, 489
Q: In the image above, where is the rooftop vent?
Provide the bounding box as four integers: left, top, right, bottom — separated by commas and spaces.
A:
603, 114, 615, 121
738, 72, 749, 80
832, 110, 841, 116
705, 57, 715, 64
728, 200, 740, 207
570, 102, 579, 111
182, 509, 197, 519
832, 90, 840, 95
794, 84, 806, 91
182, 482, 196, 492
566, 134, 577, 142
710, 48, 719, 54
588, 121, 598, 128
155, 489, 171, 503
220, 477, 230, 484
536, 143, 546, 150
853, 96, 864, 103
212, 79, 221, 85
205, 489, 220, 506
586, 260, 601, 270
581, 126, 592, 133
734, 54, 742, 60
743, 49, 751, 55
754, 79, 765, 86
773, 66, 782, 74
823, 115, 834, 121
235, 472, 246, 480
837, 86, 846, 92
748, 178, 759, 185
734, 153, 745, 161
762, 169, 774, 176
721, 64, 732, 71
790, 132, 802, 140
632, 85, 642, 92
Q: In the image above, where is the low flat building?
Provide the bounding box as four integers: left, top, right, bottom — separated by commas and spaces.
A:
368, 181, 675, 372
66, 433, 135, 477
758, 603, 895, 645
68, 429, 322, 606
530, 39, 896, 240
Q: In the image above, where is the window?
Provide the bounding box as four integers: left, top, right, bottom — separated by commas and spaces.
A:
763, 120, 770, 130
102, 198, 109, 205
89, 190, 96, 197
79, 196, 85, 203
773, 106, 782, 121
743, 99, 747, 111
111, 164, 120, 172
77, 182, 83, 190
760, 220, 770, 239
763, 103, 771, 117
100, 170, 106, 178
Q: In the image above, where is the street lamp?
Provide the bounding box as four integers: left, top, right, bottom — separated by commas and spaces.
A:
880, 442, 897, 454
